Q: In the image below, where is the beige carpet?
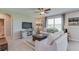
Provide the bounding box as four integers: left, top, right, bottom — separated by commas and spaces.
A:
6, 37, 34, 51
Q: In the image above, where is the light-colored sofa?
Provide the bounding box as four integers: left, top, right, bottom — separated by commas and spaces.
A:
23, 31, 68, 51
35, 31, 68, 51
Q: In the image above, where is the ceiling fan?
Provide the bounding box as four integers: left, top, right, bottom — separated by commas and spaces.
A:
35, 8, 51, 14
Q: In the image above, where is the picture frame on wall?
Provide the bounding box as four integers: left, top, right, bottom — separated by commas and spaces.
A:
68, 17, 79, 26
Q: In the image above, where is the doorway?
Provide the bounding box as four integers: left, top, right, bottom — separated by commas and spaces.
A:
0, 19, 4, 36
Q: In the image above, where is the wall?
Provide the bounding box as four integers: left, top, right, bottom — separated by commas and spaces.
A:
0, 9, 36, 39
65, 11, 79, 41
12, 15, 35, 39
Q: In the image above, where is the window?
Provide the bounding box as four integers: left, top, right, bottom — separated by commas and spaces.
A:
47, 16, 62, 31
55, 17, 62, 31
47, 18, 54, 28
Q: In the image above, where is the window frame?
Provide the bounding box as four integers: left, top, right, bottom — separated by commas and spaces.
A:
46, 15, 63, 31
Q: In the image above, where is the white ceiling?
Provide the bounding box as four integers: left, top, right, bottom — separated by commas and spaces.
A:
0, 8, 79, 17
46, 8, 79, 16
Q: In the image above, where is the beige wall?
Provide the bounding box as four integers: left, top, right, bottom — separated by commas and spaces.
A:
65, 11, 79, 41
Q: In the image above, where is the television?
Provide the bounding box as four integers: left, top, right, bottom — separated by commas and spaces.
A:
22, 22, 32, 29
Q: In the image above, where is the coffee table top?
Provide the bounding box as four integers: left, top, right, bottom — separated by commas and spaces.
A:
33, 33, 48, 41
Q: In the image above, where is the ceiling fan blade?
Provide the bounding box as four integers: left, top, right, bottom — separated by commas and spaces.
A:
44, 8, 51, 11
34, 8, 51, 14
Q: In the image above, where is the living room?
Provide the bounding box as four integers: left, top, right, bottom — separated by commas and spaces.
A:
0, 8, 79, 51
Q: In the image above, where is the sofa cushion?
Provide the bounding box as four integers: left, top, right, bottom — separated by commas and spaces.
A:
47, 31, 64, 45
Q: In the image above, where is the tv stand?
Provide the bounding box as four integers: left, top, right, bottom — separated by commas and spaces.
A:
20, 29, 32, 39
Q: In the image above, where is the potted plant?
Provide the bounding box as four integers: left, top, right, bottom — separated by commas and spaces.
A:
47, 27, 58, 33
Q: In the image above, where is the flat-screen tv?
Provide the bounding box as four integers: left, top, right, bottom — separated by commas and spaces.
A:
22, 22, 32, 29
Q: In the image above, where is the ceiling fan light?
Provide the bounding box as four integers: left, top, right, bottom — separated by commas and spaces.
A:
40, 12, 45, 15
